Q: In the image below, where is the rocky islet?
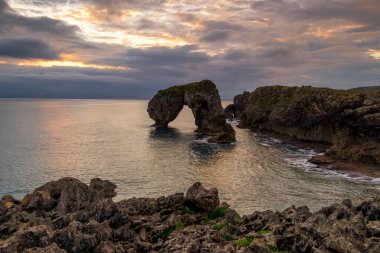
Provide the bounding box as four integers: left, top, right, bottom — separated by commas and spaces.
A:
147, 80, 236, 144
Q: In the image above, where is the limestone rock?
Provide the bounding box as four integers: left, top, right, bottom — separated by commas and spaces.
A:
148, 80, 236, 143
185, 182, 220, 212
227, 86, 380, 165
1, 178, 380, 253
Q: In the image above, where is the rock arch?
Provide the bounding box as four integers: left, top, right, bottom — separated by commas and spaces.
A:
147, 80, 236, 143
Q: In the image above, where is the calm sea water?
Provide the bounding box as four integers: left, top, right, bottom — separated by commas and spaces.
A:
0, 99, 379, 214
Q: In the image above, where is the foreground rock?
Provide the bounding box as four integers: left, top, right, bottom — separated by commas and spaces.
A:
1, 177, 379, 252
148, 80, 236, 143
226, 86, 380, 167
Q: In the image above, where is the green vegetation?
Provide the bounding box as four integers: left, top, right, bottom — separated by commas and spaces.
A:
265, 245, 289, 253
221, 233, 235, 241
182, 206, 195, 215
234, 236, 255, 247
158, 222, 186, 239
213, 222, 227, 231
208, 206, 228, 219
257, 229, 272, 234
3, 223, 12, 229
157, 80, 216, 96
250, 85, 369, 110
157, 82, 200, 95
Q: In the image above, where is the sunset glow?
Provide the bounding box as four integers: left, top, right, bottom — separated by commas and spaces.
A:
16, 59, 130, 70
368, 50, 380, 59
0, 0, 379, 98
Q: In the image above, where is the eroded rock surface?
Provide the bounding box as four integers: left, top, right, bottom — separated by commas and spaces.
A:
148, 80, 236, 143
226, 86, 380, 165
1, 177, 379, 252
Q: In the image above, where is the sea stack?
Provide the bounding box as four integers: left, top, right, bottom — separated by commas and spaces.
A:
148, 80, 236, 144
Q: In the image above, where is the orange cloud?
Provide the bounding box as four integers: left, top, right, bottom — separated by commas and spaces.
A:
16, 54, 130, 70
368, 49, 380, 59
307, 24, 365, 38
0, 60, 7, 64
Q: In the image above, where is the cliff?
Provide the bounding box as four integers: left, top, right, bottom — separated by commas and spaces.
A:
226, 86, 380, 166
1, 178, 379, 252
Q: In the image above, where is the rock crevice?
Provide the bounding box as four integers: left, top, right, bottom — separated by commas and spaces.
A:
148, 80, 236, 143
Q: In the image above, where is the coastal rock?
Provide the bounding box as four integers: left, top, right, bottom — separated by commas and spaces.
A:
227, 86, 380, 166
224, 91, 250, 120
24, 243, 67, 253
185, 182, 220, 212
29, 177, 117, 215
147, 80, 236, 143
1, 177, 380, 253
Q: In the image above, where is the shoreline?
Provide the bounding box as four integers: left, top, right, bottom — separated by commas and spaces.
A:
1, 177, 379, 252
243, 127, 380, 179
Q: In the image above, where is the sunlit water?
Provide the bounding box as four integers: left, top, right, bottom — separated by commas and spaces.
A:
0, 99, 379, 214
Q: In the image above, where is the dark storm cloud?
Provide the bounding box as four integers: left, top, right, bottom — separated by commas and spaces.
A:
252, 0, 380, 31
0, 38, 59, 59
124, 45, 210, 66
200, 30, 230, 42
0, 0, 78, 37
0, 0, 10, 11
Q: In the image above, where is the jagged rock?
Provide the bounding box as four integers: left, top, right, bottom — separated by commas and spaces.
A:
185, 182, 220, 212
23, 243, 67, 253
227, 86, 380, 165
21, 191, 55, 212
89, 178, 117, 201
29, 177, 117, 215
224, 91, 250, 120
1, 178, 380, 253
94, 241, 125, 253
147, 80, 236, 143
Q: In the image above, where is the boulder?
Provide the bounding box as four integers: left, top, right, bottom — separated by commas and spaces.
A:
185, 182, 219, 212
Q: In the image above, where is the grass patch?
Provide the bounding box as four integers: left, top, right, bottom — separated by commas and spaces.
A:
158, 222, 186, 239
3, 223, 12, 229
257, 229, 272, 234
175, 222, 185, 231
213, 222, 227, 231
265, 245, 289, 253
234, 236, 255, 247
221, 233, 235, 241
181, 206, 195, 215
208, 206, 228, 219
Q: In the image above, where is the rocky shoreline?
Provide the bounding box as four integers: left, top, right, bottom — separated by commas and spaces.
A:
225, 85, 380, 175
1, 178, 379, 253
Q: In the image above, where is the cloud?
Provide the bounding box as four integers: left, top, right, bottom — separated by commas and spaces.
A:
0, 0, 78, 37
0, 38, 59, 59
200, 30, 230, 42
0, 0, 380, 99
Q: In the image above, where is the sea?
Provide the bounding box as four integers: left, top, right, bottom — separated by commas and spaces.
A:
0, 99, 379, 214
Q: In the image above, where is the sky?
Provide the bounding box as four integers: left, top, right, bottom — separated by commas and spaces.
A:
0, 0, 379, 99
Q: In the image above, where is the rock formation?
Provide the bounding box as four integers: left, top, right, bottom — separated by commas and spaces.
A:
1, 177, 380, 252
147, 80, 236, 143
226, 86, 380, 166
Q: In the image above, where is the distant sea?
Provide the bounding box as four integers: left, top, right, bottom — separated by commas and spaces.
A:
0, 99, 379, 214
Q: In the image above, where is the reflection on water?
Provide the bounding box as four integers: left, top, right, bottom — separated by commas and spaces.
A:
149, 127, 182, 139
0, 99, 379, 214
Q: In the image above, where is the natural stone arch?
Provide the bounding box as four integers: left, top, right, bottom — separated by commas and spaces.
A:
147, 80, 236, 143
